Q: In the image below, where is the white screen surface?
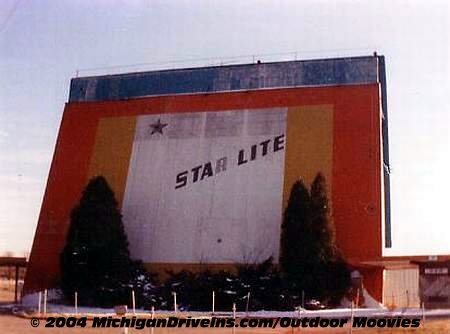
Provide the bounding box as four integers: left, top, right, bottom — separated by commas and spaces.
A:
122, 108, 287, 264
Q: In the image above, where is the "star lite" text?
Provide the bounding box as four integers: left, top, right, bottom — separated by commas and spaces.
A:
175, 134, 285, 189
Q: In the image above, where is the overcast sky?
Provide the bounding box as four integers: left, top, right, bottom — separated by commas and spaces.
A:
1, 0, 449, 257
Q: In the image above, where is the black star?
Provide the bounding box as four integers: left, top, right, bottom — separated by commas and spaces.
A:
149, 118, 168, 135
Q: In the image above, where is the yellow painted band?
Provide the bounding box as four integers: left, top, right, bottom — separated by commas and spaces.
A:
282, 105, 334, 211
88, 116, 137, 207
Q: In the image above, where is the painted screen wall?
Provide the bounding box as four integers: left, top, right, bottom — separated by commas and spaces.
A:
123, 109, 287, 264
25, 82, 384, 293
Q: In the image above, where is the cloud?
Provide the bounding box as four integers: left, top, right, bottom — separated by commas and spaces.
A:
0, 129, 9, 143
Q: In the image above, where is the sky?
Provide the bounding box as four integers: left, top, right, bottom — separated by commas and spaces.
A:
0, 0, 449, 257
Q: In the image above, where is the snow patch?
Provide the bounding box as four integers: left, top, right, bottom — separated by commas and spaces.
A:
21, 289, 62, 306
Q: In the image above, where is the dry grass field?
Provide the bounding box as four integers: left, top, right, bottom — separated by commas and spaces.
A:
0, 265, 26, 303
0, 279, 22, 303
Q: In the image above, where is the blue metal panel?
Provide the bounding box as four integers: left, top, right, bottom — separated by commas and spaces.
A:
69, 56, 380, 102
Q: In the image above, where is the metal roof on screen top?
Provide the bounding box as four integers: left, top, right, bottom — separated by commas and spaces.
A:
69, 54, 384, 103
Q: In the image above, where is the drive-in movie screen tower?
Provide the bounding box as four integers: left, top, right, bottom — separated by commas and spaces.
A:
25, 55, 392, 302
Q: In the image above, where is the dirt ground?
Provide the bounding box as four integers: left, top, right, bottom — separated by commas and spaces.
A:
0, 314, 449, 334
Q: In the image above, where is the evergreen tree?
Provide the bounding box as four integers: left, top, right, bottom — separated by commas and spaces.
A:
60, 176, 139, 306
280, 173, 351, 305
309, 173, 337, 262
280, 179, 311, 278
